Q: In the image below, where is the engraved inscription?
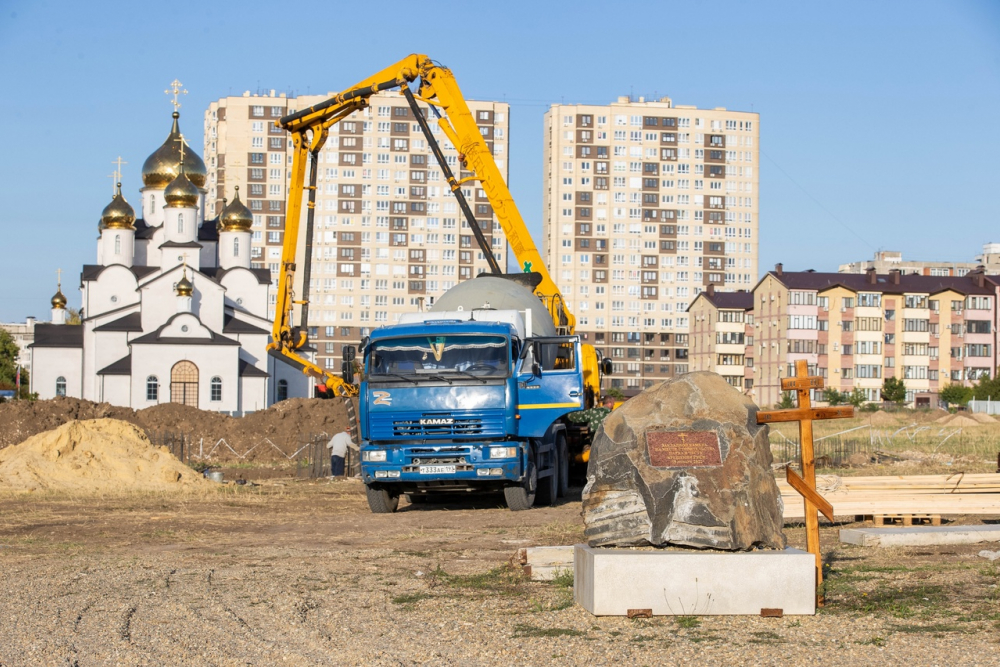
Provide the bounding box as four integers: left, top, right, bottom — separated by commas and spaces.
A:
646, 431, 722, 468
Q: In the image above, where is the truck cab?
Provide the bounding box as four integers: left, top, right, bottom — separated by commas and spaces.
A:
359, 309, 583, 512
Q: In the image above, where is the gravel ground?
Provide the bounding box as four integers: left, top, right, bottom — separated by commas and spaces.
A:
0, 481, 997, 666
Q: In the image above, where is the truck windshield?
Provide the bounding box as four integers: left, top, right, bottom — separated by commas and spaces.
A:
370, 335, 509, 377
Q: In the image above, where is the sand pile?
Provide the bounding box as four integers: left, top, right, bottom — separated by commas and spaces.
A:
969, 412, 996, 424
0, 419, 209, 492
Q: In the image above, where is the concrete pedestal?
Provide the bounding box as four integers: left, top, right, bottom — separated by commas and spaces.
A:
840, 525, 1000, 548
574, 544, 816, 616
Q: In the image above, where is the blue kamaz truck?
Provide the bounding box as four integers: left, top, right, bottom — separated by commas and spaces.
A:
358, 277, 588, 512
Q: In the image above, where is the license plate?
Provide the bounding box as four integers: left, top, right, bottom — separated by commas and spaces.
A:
419, 465, 456, 475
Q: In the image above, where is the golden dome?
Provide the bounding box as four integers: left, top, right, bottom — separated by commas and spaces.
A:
219, 186, 254, 232
164, 172, 200, 208
141, 112, 207, 190
176, 270, 193, 297
51, 287, 67, 310
99, 183, 136, 230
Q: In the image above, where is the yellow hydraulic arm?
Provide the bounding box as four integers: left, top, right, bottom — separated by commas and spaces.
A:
269, 54, 604, 404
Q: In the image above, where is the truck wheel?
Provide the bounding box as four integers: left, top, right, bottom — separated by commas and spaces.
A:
538, 469, 558, 506
504, 461, 536, 511
365, 485, 399, 513
556, 434, 569, 498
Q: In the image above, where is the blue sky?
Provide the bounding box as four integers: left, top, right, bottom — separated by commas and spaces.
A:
0, 0, 998, 321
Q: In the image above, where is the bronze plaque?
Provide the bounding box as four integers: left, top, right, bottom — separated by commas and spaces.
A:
646, 431, 722, 468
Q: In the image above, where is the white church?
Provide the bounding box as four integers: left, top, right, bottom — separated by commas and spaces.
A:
29, 110, 312, 412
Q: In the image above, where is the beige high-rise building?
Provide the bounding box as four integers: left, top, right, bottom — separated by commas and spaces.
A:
543, 97, 759, 395
205, 90, 509, 374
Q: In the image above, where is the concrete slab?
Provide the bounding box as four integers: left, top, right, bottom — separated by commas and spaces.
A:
520, 546, 574, 581
573, 544, 815, 616
840, 525, 1000, 548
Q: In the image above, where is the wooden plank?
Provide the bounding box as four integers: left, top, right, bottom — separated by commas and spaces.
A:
781, 376, 825, 391
786, 466, 834, 523
757, 406, 855, 423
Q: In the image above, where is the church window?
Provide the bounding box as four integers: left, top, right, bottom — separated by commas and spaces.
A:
55, 376, 66, 397
149, 195, 154, 213
114, 235, 121, 255
210, 377, 222, 401
177, 214, 184, 234
233, 237, 240, 257
277, 379, 288, 402
146, 376, 159, 401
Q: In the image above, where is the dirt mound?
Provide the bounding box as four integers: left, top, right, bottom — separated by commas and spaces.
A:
0, 397, 355, 462
0, 419, 208, 492
969, 413, 996, 424
935, 413, 980, 427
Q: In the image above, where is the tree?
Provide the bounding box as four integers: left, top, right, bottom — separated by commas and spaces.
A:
823, 388, 844, 406
0, 329, 19, 387
777, 392, 795, 409
605, 386, 625, 401
971, 375, 1000, 401
939, 383, 973, 408
881, 376, 907, 406
66, 308, 82, 325
845, 388, 868, 408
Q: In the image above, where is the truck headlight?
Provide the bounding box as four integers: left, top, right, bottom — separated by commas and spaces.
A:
489, 446, 518, 459
363, 450, 387, 462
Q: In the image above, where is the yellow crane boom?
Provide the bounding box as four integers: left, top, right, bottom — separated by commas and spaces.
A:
268, 55, 603, 404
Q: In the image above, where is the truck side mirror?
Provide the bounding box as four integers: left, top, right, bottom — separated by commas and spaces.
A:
601, 358, 613, 375
531, 341, 542, 376
342, 345, 356, 384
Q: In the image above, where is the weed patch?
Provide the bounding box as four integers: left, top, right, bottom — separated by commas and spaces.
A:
513, 623, 586, 638
676, 615, 700, 629
392, 592, 431, 605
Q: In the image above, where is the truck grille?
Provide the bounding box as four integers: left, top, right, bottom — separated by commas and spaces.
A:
370, 410, 505, 440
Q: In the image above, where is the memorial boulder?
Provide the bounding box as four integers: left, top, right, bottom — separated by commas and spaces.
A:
582, 372, 786, 551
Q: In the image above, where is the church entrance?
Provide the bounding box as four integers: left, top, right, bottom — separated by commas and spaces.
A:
170, 360, 199, 408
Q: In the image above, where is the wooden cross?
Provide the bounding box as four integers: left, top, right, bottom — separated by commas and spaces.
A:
165, 79, 187, 111
757, 359, 854, 602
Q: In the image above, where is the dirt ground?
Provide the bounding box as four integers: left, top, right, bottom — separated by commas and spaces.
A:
0, 482, 997, 666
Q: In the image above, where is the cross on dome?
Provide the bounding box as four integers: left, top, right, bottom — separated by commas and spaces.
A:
165, 79, 187, 112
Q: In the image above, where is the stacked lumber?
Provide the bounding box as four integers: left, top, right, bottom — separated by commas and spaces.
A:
777, 473, 1000, 520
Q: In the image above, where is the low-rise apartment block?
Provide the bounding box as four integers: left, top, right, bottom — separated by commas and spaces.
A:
839, 244, 1000, 277
688, 286, 754, 391
752, 266, 997, 407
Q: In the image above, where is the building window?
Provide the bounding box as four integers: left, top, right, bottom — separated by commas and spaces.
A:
114, 234, 121, 255
233, 237, 240, 257
277, 379, 288, 402
55, 376, 66, 397
210, 376, 222, 401
146, 375, 159, 401
177, 214, 184, 234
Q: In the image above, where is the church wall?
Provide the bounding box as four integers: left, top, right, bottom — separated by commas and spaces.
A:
101, 229, 135, 267
99, 375, 131, 405
84, 266, 139, 321
222, 270, 268, 318
131, 344, 241, 412
83, 328, 132, 402
234, 335, 268, 367
267, 355, 313, 406
240, 376, 267, 413
140, 270, 225, 334
141, 189, 165, 229
31, 347, 83, 400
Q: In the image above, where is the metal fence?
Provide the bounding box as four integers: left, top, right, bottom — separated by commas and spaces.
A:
769, 437, 873, 467
147, 431, 358, 479
968, 400, 1000, 415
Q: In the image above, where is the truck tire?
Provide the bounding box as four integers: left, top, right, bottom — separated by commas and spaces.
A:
504, 460, 536, 511
556, 434, 569, 498
366, 485, 399, 513
538, 468, 558, 506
